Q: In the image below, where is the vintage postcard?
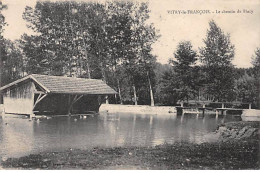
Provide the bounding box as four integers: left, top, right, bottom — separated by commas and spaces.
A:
0, 0, 259, 170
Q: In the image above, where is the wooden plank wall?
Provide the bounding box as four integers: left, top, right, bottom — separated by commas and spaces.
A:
3, 81, 35, 115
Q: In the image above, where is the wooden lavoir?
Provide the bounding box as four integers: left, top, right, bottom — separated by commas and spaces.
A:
0, 74, 117, 117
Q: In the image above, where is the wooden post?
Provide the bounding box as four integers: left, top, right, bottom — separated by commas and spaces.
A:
114, 94, 117, 104
68, 95, 83, 115
202, 104, 205, 115
249, 103, 252, 109
198, 88, 200, 101
222, 103, 224, 108
98, 95, 102, 106
105, 95, 109, 104
33, 93, 47, 110
68, 95, 71, 115
30, 113, 35, 120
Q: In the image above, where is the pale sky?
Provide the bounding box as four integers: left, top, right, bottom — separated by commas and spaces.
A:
2, 0, 260, 68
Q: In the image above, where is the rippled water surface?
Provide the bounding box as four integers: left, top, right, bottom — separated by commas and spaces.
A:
0, 112, 241, 158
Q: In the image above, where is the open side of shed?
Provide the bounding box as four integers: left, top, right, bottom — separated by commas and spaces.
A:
33, 93, 103, 115
0, 74, 117, 116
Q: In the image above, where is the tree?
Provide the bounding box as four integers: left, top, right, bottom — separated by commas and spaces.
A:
21, 1, 159, 106
170, 41, 197, 102
1, 40, 25, 85
22, 2, 90, 77
200, 20, 235, 101
118, 2, 158, 105
0, 2, 6, 43
20, 34, 53, 74
156, 67, 179, 105
234, 73, 257, 103
252, 48, 260, 108
0, 2, 7, 104
252, 48, 260, 73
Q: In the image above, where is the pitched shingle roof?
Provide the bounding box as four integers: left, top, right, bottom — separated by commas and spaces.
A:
0, 74, 117, 95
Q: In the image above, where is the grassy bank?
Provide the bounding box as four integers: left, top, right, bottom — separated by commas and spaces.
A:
1, 122, 259, 170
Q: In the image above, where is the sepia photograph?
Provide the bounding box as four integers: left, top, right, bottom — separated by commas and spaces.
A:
0, 0, 259, 170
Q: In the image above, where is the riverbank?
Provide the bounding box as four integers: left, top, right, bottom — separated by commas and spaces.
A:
1, 121, 259, 170
242, 109, 260, 121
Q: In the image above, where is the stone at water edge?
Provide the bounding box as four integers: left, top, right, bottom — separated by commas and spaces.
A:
242, 109, 260, 117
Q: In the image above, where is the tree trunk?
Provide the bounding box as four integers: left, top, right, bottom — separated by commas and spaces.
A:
133, 84, 137, 105
257, 77, 260, 109
79, 28, 91, 79
117, 79, 123, 104
105, 95, 109, 104
86, 62, 91, 79
82, 42, 91, 79
112, 56, 122, 105
65, 54, 72, 77
100, 62, 106, 83
79, 56, 82, 77
198, 88, 200, 101
147, 71, 154, 106
0, 51, 2, 104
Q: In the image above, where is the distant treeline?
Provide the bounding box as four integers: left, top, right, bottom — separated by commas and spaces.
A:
0, 1, 259, 108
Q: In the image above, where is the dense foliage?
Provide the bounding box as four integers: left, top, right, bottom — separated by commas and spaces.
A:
3, 1, 158, 105
199, 20, 235, 102
155, 21, 259, 107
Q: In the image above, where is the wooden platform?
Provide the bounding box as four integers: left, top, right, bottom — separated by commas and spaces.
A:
216, 108, 243, 111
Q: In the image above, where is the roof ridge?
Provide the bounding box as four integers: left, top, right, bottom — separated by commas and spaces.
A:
31, 74, 102, 81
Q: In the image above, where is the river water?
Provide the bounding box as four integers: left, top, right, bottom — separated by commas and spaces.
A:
0, 112, 241, 158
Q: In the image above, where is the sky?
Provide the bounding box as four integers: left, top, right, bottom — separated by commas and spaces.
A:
2, 0, 260, 68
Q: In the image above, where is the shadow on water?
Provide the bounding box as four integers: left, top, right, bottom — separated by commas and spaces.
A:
0, 112, 241, 158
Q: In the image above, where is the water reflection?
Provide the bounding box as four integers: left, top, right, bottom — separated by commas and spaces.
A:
0, 115, 34, 158
0, 112, 240, 158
